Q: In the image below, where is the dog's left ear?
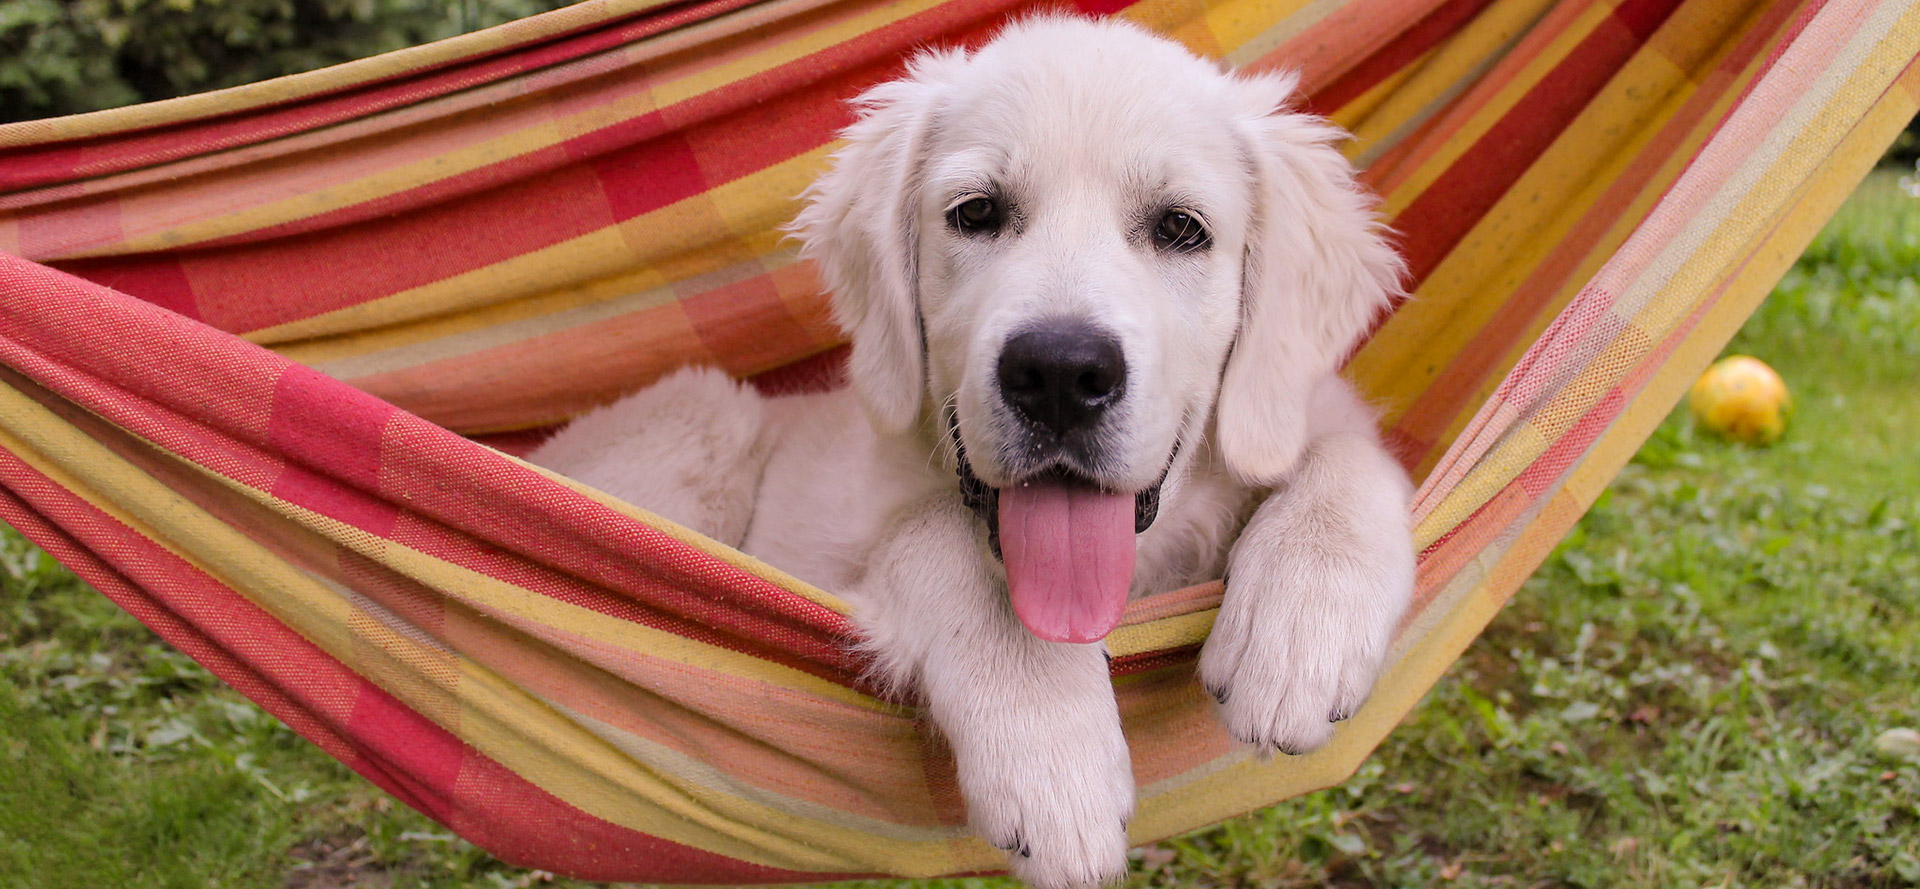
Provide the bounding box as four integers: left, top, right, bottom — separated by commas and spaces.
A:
789, 51, 966, 433
1215, 72, 1406, 485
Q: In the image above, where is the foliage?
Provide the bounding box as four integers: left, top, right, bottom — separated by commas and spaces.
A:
1882, 117, 1920, 167
0, 0, 576, 123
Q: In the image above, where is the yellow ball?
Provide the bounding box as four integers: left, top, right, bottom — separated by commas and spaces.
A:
1689, 355, 1791, 446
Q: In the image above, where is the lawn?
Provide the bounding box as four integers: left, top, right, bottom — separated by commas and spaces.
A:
2, 170, 1916, 889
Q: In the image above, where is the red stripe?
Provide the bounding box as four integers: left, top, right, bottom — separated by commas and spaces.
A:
60, 258, 202, 320
681, 271, 819, 374
57, 161, 619, 333
1392, 0, 1683, 289
1614, 0, 1679, 40
267, 365, 396, 489
1358, 0, 1598, 194
1306, 0, 1502, 117
375, 481, 865, 682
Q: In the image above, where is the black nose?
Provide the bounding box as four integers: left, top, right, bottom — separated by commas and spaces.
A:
997, 324, 1127, 437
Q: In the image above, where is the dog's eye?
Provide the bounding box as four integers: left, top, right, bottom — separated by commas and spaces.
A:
1153, 209, 1210, 253
949, 197, 1002, 234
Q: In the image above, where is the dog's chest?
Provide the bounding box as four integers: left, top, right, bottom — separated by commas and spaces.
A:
739, 390, 949, 592
1130, 467, 1257, 596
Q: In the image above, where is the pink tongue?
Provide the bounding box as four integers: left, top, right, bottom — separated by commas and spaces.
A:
998, 482, 1136, 644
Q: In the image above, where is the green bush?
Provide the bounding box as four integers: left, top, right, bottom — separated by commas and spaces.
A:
0, 0, 575, 123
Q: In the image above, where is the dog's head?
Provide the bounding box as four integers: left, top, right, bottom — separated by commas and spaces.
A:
793, 17, 1402, 641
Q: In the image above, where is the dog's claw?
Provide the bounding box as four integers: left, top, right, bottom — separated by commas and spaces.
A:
1328, 707, 1352, 723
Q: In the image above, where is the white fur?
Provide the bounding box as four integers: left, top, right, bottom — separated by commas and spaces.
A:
530, 17, 1415, 888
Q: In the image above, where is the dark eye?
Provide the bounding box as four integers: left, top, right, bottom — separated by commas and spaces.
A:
949, 197, 1002, 234
1153, 209, 1210, 253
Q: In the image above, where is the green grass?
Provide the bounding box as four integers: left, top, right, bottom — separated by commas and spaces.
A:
3, 170, 1918, 888
0, 540, 508, 888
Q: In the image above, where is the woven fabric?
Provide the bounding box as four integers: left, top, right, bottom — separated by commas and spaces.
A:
2, 0, 1916, 880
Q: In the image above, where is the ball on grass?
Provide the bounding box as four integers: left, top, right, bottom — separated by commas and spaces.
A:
1874, 727, 1920, 762
1688, 355, 1791, 446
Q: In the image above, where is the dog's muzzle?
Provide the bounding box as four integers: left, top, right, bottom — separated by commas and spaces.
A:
949, 414, 1172, 560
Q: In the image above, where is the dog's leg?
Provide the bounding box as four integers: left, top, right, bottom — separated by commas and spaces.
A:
528, 367, 767, 548
850, 493, 1134, 889
1198, 375, 1415, 754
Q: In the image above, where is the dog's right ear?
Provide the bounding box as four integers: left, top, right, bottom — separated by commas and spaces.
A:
790, 51, 965, 434
1214, 71, 1404, 485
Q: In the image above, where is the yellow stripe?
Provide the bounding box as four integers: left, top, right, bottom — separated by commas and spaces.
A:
1402, 43, 1752, 484
374, 524, 872, 708
1399, 52, 1739, 480
1330, 48, 1435, 139
1397, 13, 1790, 489
451, 650, 983, 875
303, 252, 793, 379
1218, 0, 1361, 68
1107, 603, 1217, 657
551, 699, 965, 843
1346, 0, 1559, 165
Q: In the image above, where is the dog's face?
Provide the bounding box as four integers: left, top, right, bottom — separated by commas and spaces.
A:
794, 18, 1402, 640
912, 45, 1255, 500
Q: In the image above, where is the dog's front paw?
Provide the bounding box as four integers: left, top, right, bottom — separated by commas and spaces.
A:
1198, 534, 1412, 755
965, 733, 1134, 887
946, 692, 1135, 888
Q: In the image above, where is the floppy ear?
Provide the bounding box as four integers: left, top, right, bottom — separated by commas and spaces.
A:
789, 51, 965, 433
1215, 72, 1406, 485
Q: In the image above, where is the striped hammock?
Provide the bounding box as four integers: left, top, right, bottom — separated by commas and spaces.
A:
1, 0, 1915, 881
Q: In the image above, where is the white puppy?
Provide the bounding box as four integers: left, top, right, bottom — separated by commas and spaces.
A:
531, 17, 1415, 888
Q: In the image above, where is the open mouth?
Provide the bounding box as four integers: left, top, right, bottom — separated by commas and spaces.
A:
950, 416, 1177, 644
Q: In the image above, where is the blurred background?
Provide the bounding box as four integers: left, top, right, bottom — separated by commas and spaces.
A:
0, 0, 575, 122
